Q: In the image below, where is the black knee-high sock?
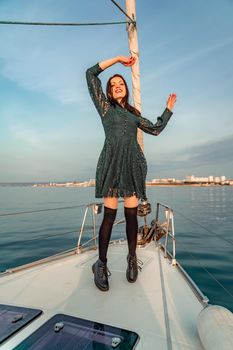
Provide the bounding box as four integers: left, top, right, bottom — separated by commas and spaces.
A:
124, 206, 138, 256
98, 206, 117, 263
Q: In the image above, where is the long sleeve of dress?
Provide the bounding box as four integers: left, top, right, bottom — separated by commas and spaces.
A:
86, 63, 110, 118
138, 107, 173, 136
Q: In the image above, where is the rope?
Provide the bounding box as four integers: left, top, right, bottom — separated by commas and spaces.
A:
0, 20, 131, 27
173, 208, 233, 247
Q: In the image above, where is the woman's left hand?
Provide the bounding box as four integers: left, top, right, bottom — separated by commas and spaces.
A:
166, 93, 177, 111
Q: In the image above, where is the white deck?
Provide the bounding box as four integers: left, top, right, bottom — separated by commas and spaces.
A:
0, 241, 204, 349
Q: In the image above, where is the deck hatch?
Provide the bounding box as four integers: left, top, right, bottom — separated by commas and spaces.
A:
0, 304, 42, 345
14, 313, 139, 349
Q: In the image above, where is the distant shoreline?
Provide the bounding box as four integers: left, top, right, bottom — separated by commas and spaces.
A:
146, 183, 233, 187
29, 181, 217, 188
0, 182, 232, 188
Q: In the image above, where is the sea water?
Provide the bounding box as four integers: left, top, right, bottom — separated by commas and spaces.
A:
0, 185, 232, 311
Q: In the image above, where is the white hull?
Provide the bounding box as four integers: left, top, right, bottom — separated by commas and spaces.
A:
0, 240, 205, 349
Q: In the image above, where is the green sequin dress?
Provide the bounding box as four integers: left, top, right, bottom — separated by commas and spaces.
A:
86, 63, 173, 200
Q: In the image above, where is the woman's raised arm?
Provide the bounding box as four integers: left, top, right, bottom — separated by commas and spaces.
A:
99, 55, 136, 71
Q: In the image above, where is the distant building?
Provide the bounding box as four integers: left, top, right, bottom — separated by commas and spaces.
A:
151, 179, 159, 183
185, 175, 209, 183
151, 178, 176, 183
167, 178, 176, 183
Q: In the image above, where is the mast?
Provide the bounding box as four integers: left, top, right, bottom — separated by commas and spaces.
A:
125, 0, 143, 150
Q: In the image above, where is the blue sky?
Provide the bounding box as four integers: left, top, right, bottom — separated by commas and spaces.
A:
0, 0, 233, 182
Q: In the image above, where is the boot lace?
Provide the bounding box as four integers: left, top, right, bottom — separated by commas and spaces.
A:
98, 264, 111, 278
128, 256, 143, 271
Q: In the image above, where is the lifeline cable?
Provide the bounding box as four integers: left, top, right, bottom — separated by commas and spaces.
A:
2, 218, 126, 245
2, 229, 79, 245
0, 204, 89, 217
0, 20, 131, 26
0, 200, 123, 217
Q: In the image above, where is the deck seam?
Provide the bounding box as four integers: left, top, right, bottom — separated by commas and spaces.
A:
158, 247, 173, 350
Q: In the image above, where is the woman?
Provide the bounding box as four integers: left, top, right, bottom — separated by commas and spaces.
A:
86, 55, 176, 292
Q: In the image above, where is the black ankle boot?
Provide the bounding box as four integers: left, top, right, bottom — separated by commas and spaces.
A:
126, 254, 139, 283
92, 259, 111, 291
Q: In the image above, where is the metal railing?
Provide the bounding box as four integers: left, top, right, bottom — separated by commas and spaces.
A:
0, 200, 175, 271
0, 200, 211, 305
76, 203, 101, 253
155, 202, 176, 266
1, 199, 233, 309
76, 201, 125, 253
75, 201, 177, 258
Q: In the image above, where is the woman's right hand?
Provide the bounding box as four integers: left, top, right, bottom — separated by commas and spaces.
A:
118, 55, 136, 67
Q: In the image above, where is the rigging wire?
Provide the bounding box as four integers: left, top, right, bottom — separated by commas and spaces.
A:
173, 207, 233, 247
0, 1, 136, 27
170, 208, 233, 299
0, 20, 131, 26
177, 239, 233, 300
110, 0, 135, 24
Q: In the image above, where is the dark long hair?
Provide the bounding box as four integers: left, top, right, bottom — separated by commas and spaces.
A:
106, 74, 141, 116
